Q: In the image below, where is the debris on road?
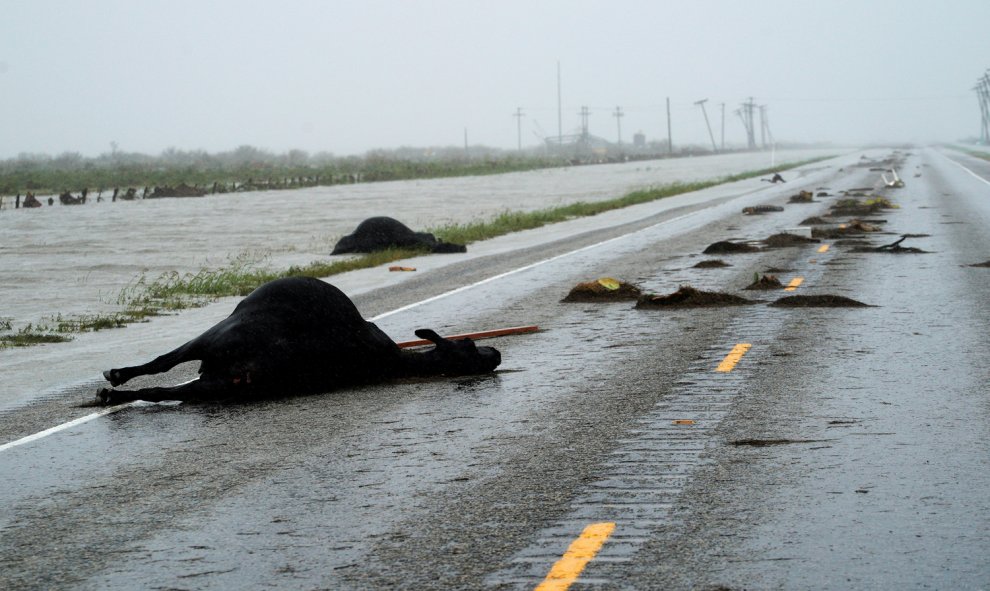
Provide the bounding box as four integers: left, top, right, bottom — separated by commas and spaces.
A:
693, 259, 731, 268
396, 325, 539, 348
764, 232, 820, 247
770, 294, 871, 307
744, 274, 784, 290
743, 205, 784, 215
830, 196, 897, 217
703, 240, 760, 254
636, 285, 758, 308
811, 219, 885, 238
852, 235, 928, 254
562, 277, 642, 302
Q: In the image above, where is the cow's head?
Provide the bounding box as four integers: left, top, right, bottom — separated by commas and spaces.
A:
409, 329, 501, 376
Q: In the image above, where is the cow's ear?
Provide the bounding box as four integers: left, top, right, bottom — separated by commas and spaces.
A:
414, 329, 444, 344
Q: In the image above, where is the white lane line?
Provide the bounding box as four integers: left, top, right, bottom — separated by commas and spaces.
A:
4, 207, 710, 453
373, 232, 640, 320
940, 152, 990, 187
0, 403, 133, 452
370, 208, 707, 321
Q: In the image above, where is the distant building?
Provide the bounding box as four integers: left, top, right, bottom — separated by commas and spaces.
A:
633, 132, 646, 148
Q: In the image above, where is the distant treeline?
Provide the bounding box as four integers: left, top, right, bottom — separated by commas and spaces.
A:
0, 144, 582, 197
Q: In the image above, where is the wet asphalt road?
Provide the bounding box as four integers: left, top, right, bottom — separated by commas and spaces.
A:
2, 147, 989, 590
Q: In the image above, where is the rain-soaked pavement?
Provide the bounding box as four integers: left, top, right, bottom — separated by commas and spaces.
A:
2, 147, 989, 589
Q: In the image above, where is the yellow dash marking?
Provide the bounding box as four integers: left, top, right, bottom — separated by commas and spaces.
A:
715, 343, 752, 372
535, 522, 616, 591
817, 244, 830, 253
784, 277, 804, 292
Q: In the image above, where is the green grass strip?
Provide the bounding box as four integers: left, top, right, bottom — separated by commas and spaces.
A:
430, 158, 828, 244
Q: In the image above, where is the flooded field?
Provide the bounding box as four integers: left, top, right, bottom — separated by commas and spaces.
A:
0, 149, 837, 409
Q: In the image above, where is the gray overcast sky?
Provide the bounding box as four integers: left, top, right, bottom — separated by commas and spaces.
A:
2, 0, 987, 158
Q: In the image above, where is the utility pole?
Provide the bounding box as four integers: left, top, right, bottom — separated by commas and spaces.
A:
976, 84, 987, 144
613, 106, 624, 147
513, 107, 525, 151
977, 72, 990, 144
557, 61, 563, 147
759, 105, 767, 149
739, 97, 757, 149
666, 97, 673, 154
579, 106, 591, 141
984, 73, 990, 143
694, 98, 717, 153
720, 102, 725, 151
464, 128, 468, 154
761, 105, 774, 147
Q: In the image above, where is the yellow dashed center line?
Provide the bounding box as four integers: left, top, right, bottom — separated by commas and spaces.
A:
817, 244, 830, 253
535, 522, 616, 591
784, 277, 804, 291
715, 343, 752, 372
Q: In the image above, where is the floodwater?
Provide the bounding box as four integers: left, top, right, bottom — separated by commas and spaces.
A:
0, 149, 835, 409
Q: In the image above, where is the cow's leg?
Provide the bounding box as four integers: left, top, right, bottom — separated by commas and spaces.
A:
103, 339, 200, 386
97, 375, 231, 406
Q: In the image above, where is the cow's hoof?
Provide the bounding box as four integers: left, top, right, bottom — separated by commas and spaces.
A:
96, 388, 114, 406
103, 369, 122, 386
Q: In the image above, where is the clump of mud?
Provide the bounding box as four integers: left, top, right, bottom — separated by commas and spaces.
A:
770, 294, 871, 307
763, 232, 820, 247
693, 259, 731, 268
788, 190, 814, 203
744, 274, 784, 290
703, 241, 760, 254
968, 260, 990, 268
800, 216, 833, 225
742, 205, 784, 215
562, 277, 642, 302
830, 196, 897, 216
833, 239, 874, 247
811, 220, 884, 239
636, 285, 757, 308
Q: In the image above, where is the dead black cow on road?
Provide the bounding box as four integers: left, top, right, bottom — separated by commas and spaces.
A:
331, 216, 466, 254
98, 277, 500, 404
